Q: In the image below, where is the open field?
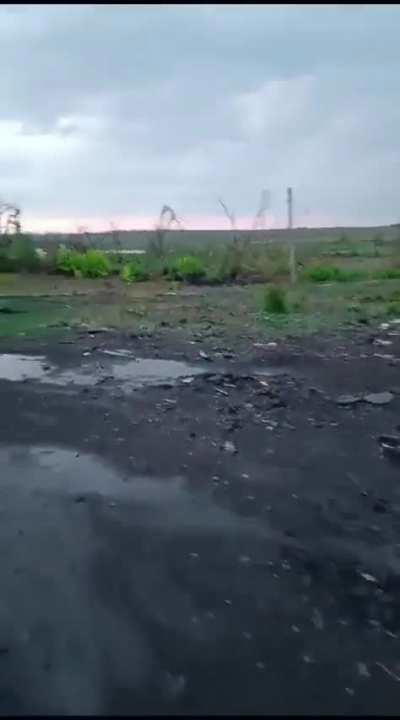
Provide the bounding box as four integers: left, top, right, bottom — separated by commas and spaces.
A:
28, 223, 400, 251
2, 230, 400, 713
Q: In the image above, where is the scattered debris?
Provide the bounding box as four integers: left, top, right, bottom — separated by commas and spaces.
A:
215, 387, 229, 396
376, 662, 400, 683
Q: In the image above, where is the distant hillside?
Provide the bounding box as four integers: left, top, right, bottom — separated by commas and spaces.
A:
27, 224, 400, 250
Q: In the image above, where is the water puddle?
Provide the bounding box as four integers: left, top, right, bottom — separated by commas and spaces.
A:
0, 353, 205, 389
0, 352, 288, 391
108, 358, 205, 386
0, 354, 51, 381
0, 444, 265, 536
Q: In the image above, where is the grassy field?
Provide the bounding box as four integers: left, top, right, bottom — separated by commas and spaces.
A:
28, 223, 400, 251
1, 273, 400, 342
1, 228, 400, 341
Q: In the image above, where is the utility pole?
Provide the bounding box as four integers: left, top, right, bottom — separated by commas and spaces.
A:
287, 187, 297, 284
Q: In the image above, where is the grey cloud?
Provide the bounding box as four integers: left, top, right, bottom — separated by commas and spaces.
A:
0, 4, 399, 227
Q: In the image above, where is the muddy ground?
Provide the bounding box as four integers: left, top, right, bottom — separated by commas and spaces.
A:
1, 324, 400, 714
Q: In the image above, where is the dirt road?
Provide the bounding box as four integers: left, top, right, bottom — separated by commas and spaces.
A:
0, 326, 400, 714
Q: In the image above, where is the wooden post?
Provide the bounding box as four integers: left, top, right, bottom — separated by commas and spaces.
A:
287, 187, 297, 284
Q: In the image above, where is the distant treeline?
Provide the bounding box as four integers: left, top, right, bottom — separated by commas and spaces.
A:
27, 225, 400, 251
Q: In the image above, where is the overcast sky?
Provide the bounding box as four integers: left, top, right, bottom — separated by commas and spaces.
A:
1, 3, 399, 232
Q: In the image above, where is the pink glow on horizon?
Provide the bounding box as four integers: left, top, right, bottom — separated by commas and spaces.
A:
23, 212, 345, 234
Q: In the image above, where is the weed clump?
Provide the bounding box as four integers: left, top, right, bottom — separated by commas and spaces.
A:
167, 255, 206, 283
374, 268, 400, 280
264, 285, 288, 314
9, 235, 40, 272
121, 259, 150, 283
0, 252, 16, 272
56, 249, 111, 278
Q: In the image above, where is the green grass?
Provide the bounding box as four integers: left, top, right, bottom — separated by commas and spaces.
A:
0, 296, 75, 337
263, 285, 288, 314
373, 268, 400, 280
304, 265, 367, 283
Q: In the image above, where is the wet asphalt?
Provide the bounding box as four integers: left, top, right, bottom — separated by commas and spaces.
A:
1, 330, 400, 714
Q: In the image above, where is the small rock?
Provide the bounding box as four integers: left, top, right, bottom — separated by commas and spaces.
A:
199, 350, 212, 361
221, 440, 238, 454
364, 391, 394, 405
311, 608, 324, 630
379, 434, 400, 449
359, 572, 378, 584
357, 662, 371, 678
336, 394, 362, 405
161, 672, 186, 701
373, 338, 392, 347
74, 495, 86, 503
302, 654, 313, 664
373, 500, 388, 514
375, 353, 396, 361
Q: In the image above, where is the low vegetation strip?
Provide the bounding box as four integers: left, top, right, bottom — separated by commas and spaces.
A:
1, 230, 400, 288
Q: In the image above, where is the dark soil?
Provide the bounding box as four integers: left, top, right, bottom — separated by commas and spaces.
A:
1, 325, 400, 714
